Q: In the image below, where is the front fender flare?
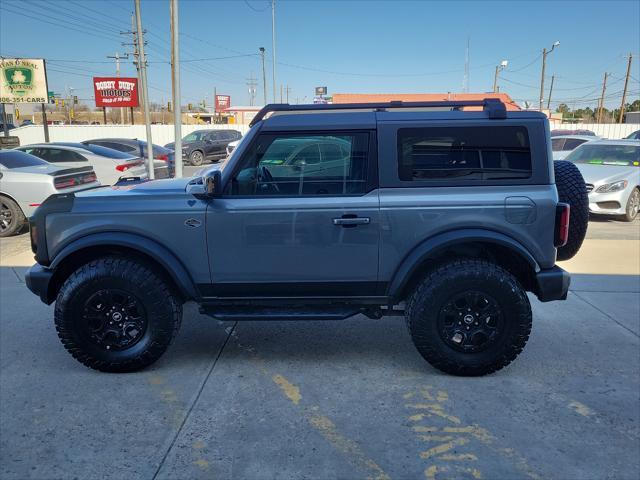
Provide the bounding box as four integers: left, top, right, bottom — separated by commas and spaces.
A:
387, 228, 540, 301
50, 232, 199, 300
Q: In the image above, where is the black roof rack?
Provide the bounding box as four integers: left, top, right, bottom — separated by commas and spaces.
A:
249, 98, 508, 126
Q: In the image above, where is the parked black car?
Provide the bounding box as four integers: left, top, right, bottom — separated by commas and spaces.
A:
164, 129, 242, 166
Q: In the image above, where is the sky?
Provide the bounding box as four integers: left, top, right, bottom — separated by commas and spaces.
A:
1, 0, 639, 110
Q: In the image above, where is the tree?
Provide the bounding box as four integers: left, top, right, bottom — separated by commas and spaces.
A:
556, 103, 570, 114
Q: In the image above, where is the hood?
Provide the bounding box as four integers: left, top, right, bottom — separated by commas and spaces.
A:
74, 177, 193, 198
575, 163, 638, 185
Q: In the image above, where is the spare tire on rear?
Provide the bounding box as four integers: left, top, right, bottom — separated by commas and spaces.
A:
554, 160, 589, 261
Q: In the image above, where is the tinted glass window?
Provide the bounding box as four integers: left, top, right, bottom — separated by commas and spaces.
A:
72, 143, 134, 159
31, 148, 87, 163
551, 138, 565, 151
398, 126, 531, 181
563, 138, 588, 150
229, 133, 369, 196
0, 150, 48, 168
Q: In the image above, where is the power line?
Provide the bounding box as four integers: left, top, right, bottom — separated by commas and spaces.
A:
244, 0, 270, 12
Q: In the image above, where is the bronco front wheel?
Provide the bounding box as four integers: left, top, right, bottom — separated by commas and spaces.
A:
54, 256, 182, 372
406, 259, 532, 376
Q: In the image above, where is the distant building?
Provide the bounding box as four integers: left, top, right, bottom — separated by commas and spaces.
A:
223, 106, 262, 124
624, 111, 640, 124
332, 92, 521, 111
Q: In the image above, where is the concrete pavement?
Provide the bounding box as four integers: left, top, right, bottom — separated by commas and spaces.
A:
1, 220, 638, 480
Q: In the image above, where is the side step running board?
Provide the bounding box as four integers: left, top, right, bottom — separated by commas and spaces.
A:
200, 306, 366, 321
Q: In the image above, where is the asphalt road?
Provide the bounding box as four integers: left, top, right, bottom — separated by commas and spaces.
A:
0, 220, 638, 480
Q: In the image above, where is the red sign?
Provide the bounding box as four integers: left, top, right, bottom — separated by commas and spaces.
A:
93, 77, 139, 107
215, 94, 231, 112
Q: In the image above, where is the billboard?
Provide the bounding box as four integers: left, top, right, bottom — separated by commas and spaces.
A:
215, 94, 231, 112
0, 58, 48, 103
315, 86, 327, 96
93, 77, 139, 107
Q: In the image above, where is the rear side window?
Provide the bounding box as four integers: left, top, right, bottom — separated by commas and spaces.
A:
563, 138, 587, 150
551, 138, 565, 151
398, 126, 531, 181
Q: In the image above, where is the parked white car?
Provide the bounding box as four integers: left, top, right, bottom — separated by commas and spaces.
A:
551, 135, 600, 160
226, 139, 240, 157
15, 143, 168, 185
566, 139, 640, 221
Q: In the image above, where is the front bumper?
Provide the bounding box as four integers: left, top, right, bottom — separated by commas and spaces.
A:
25, 263, 54, 304
534, 266, 570, 302
587, 189, 629, 216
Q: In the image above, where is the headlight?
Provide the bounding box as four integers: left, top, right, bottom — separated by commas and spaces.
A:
595, 180, 628, 193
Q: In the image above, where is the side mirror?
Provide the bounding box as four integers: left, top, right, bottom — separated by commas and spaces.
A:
204, 169, 223, 196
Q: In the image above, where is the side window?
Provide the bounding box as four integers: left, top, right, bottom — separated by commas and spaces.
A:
209, 132, 222, 141
228, 133, 369, 196
551, 138, 565, 151
38, 148, 87, 163
563, 138, 587, 150
397, 126, 531, 182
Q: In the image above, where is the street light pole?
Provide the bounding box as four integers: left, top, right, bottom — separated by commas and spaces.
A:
539, 41, 560, 111
134, 0, 154, 179
493, 60, 508, 93
259, 47, 267, 106
170, 0, 183, 178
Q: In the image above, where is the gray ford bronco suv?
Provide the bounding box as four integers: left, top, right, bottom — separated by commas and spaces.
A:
25, 99, 588, 376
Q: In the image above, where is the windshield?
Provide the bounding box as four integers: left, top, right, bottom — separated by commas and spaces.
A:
566, 144, 640, 167
183, 131, 208, 142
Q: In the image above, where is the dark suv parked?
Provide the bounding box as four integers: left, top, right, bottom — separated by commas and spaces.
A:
165, 129, 242, 166
25, 99, 589, 376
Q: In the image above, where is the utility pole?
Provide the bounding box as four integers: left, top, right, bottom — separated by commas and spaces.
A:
246, 74, 258, 106
597, 72, 609, 123
134, 0, 154, 179
618, 53, 633, 124
170, 0, 182, 178
546, 74, 555, 110
259, 47, 267, 106
107, 52, 129, 124
493, 60, 507, 93
271, 0, 277, 103
280, 84, 283, 103
121, 13, 142, 125
539, 41, 560, 111
285, 85, 291, 103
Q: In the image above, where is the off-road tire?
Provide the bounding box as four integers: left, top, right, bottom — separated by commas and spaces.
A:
554, 160, 589, 261
55, 256, 182, 372
406, 259, 532, 376
622, 187, 640, 222
0, 195, 26, 238
189, 150, 204, 166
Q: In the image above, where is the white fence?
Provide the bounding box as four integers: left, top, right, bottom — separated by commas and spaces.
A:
548, 122, 638, 139
9, 124, 251, 147
8, 121, 639, 147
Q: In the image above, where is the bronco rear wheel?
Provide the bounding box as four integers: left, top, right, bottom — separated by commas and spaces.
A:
554, 160, 589, 261
406, 259, 532, 376
55, 256, 182, 372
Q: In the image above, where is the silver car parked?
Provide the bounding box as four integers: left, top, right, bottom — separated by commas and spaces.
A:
0, 150, 100, 237
566, 139, 640, 221
551, 135, 600, 160
15, 143, 168, 185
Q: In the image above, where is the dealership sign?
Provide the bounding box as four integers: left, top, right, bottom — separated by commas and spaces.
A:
215, 94, 231, 112
93, 77, 139, 107
0, 58, 48, 103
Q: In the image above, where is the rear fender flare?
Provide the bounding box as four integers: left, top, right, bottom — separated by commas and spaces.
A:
387, 228, 540, 300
